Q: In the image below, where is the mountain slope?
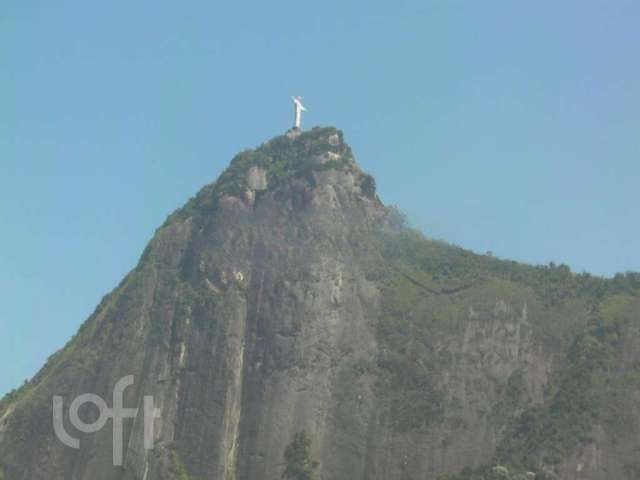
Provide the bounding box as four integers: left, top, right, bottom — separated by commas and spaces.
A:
1, 127, 639, 480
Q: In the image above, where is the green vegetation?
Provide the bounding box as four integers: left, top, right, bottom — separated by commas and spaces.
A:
214, 127, 353, 195
490, 369, 526, 425
495, 294, 635, 471
164, 126, 364, 226
375, 264, 453, 431
379, 226, 640, 307
360, 173, 376, 198
0, 324, 93, 416
282, 431, 318, 480
0, 381, 27, 415
376, 219, 640, 475
169, 450, 202, 480
0, 276, 132, 415
3, 132, 639, 479
438, 465, 537, 480
498, 327, 614, 468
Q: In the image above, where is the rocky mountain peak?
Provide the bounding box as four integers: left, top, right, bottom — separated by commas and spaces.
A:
164, 126, 380, 228
2, 127, 640, 480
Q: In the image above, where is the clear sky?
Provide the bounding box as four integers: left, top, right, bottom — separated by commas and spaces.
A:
1, 1, 639, 396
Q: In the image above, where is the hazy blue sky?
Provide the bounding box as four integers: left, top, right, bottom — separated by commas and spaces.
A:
1, 1, 639, 395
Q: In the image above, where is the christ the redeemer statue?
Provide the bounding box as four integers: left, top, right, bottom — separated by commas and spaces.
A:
291, 96, 307, 129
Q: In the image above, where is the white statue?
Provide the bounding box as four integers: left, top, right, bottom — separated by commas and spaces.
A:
291, 96, 307, 129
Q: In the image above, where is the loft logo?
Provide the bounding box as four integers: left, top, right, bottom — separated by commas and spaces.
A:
53, 375, 160, 466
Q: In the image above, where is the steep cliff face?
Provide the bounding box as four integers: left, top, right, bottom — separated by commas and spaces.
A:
1, 127, 639, 480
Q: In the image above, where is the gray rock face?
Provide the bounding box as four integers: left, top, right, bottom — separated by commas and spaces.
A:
246, 166, 267, 191
0, 127, 639, 480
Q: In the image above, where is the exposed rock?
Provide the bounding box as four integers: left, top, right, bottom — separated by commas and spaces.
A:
0, 127, 639, 480
286, 128, 301, 139
246, 166, 267, 191
328, 133, 341, 146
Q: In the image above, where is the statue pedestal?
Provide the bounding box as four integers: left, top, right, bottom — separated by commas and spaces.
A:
286, 127, 301, 139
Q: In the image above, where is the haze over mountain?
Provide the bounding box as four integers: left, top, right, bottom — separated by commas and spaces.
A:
1, 128, 639, 480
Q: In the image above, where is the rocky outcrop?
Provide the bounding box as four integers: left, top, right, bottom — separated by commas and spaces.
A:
0, 127, 639, 480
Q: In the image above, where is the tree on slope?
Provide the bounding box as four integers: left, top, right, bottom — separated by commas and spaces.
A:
282, 431, 319, 480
